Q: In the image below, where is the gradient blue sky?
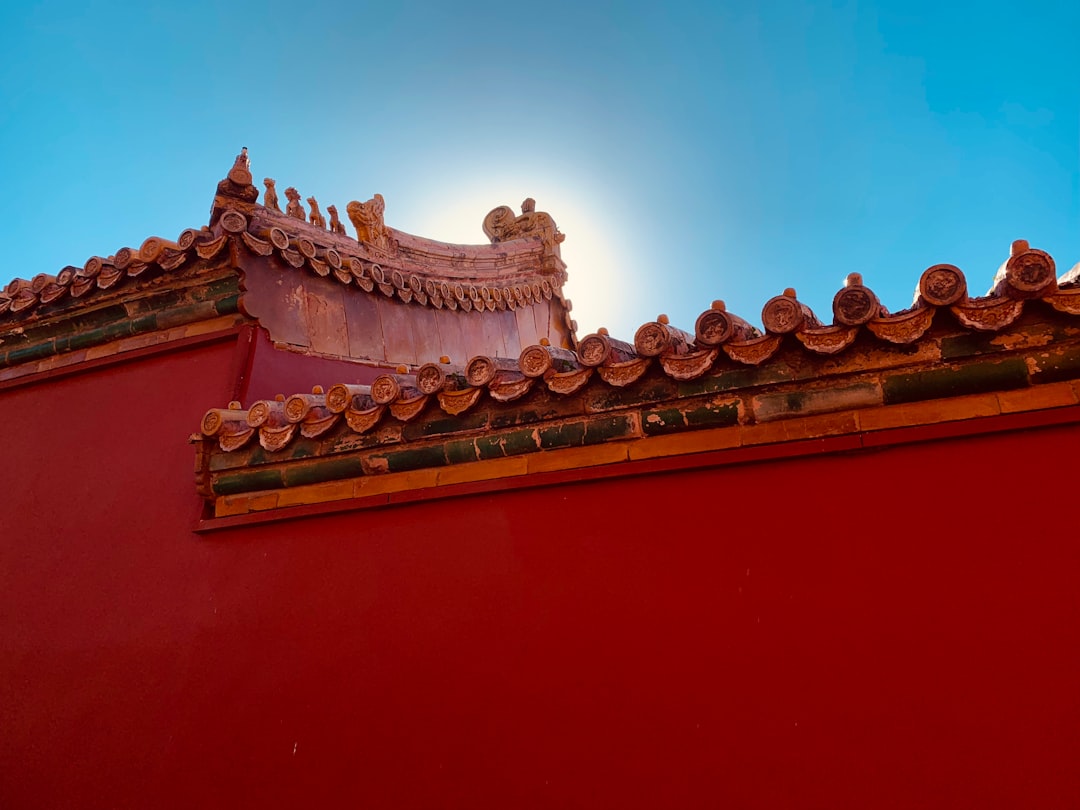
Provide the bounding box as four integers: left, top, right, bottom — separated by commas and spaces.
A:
2, 1, 1076, 341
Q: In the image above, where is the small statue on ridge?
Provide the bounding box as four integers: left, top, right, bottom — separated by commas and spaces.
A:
347, 193, 390, 250
482, 198, 564, 248
284, 187, 305, 221
263, 178, 280, 212
307, 196, 326, 229
327, 205, 346, 235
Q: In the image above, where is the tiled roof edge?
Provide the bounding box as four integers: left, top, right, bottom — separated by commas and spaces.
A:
211, 147, 573, 327
1, 149, 576, 336
198, 270, 1080, 459
222, 205, 568, 317
0, 227, 230, 326
199, 397, 1080, 523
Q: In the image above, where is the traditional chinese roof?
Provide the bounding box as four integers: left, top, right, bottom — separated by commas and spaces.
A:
0, 150, 576, 377
1, 151, 1077, 522
0, 227, 230, 321
196, 240, 1080, 522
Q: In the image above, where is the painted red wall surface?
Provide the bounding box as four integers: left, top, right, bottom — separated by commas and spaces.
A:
240, 327, 389, 405
2, 340, 1078, 808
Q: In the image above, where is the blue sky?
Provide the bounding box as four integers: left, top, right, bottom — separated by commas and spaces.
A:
2, 1, 1076, 341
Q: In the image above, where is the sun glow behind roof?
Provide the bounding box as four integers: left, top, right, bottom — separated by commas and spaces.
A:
395, 171, 649, 342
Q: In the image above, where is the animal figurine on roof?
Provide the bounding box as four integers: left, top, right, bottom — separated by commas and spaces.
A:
263, 178, 280, 212
327, 205, 346, 235
307, 197, 326, 229
284, 187, 305, 220
347, 194, 391, 250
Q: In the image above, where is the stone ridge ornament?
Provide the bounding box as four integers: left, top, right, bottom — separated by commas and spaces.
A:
227, 148, 252, 186
307, 197, 326, 229
327, 205, 346, 235
215, 147, 258, 204
483, 198, 565, 257
347, 194, 391, 250
284, 187, 305, 220
263, 178, 281, 212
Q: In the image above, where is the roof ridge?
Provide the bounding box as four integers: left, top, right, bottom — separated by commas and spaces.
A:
200, 282, 1080, 456
0, 150, 576, 328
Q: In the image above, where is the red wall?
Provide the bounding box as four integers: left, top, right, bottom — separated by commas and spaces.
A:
241, 327, 388, 405
2, 340, 1078, 808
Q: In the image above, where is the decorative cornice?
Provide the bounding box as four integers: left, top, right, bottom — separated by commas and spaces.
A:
199, 244, 1080, 457
200, 393, 1080, 525
223, 205, 565, 315
213, 150, 571, 319
0, 226, 229, 326
2, 150, 575, 338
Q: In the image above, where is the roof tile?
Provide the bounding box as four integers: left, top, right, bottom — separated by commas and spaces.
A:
196, 245, 1080, 465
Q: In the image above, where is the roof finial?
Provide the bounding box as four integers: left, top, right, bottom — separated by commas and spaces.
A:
212, 147, 258, 212
347, 194, 391, 250
482, 199, 565, 276
227, 147, 252, 186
